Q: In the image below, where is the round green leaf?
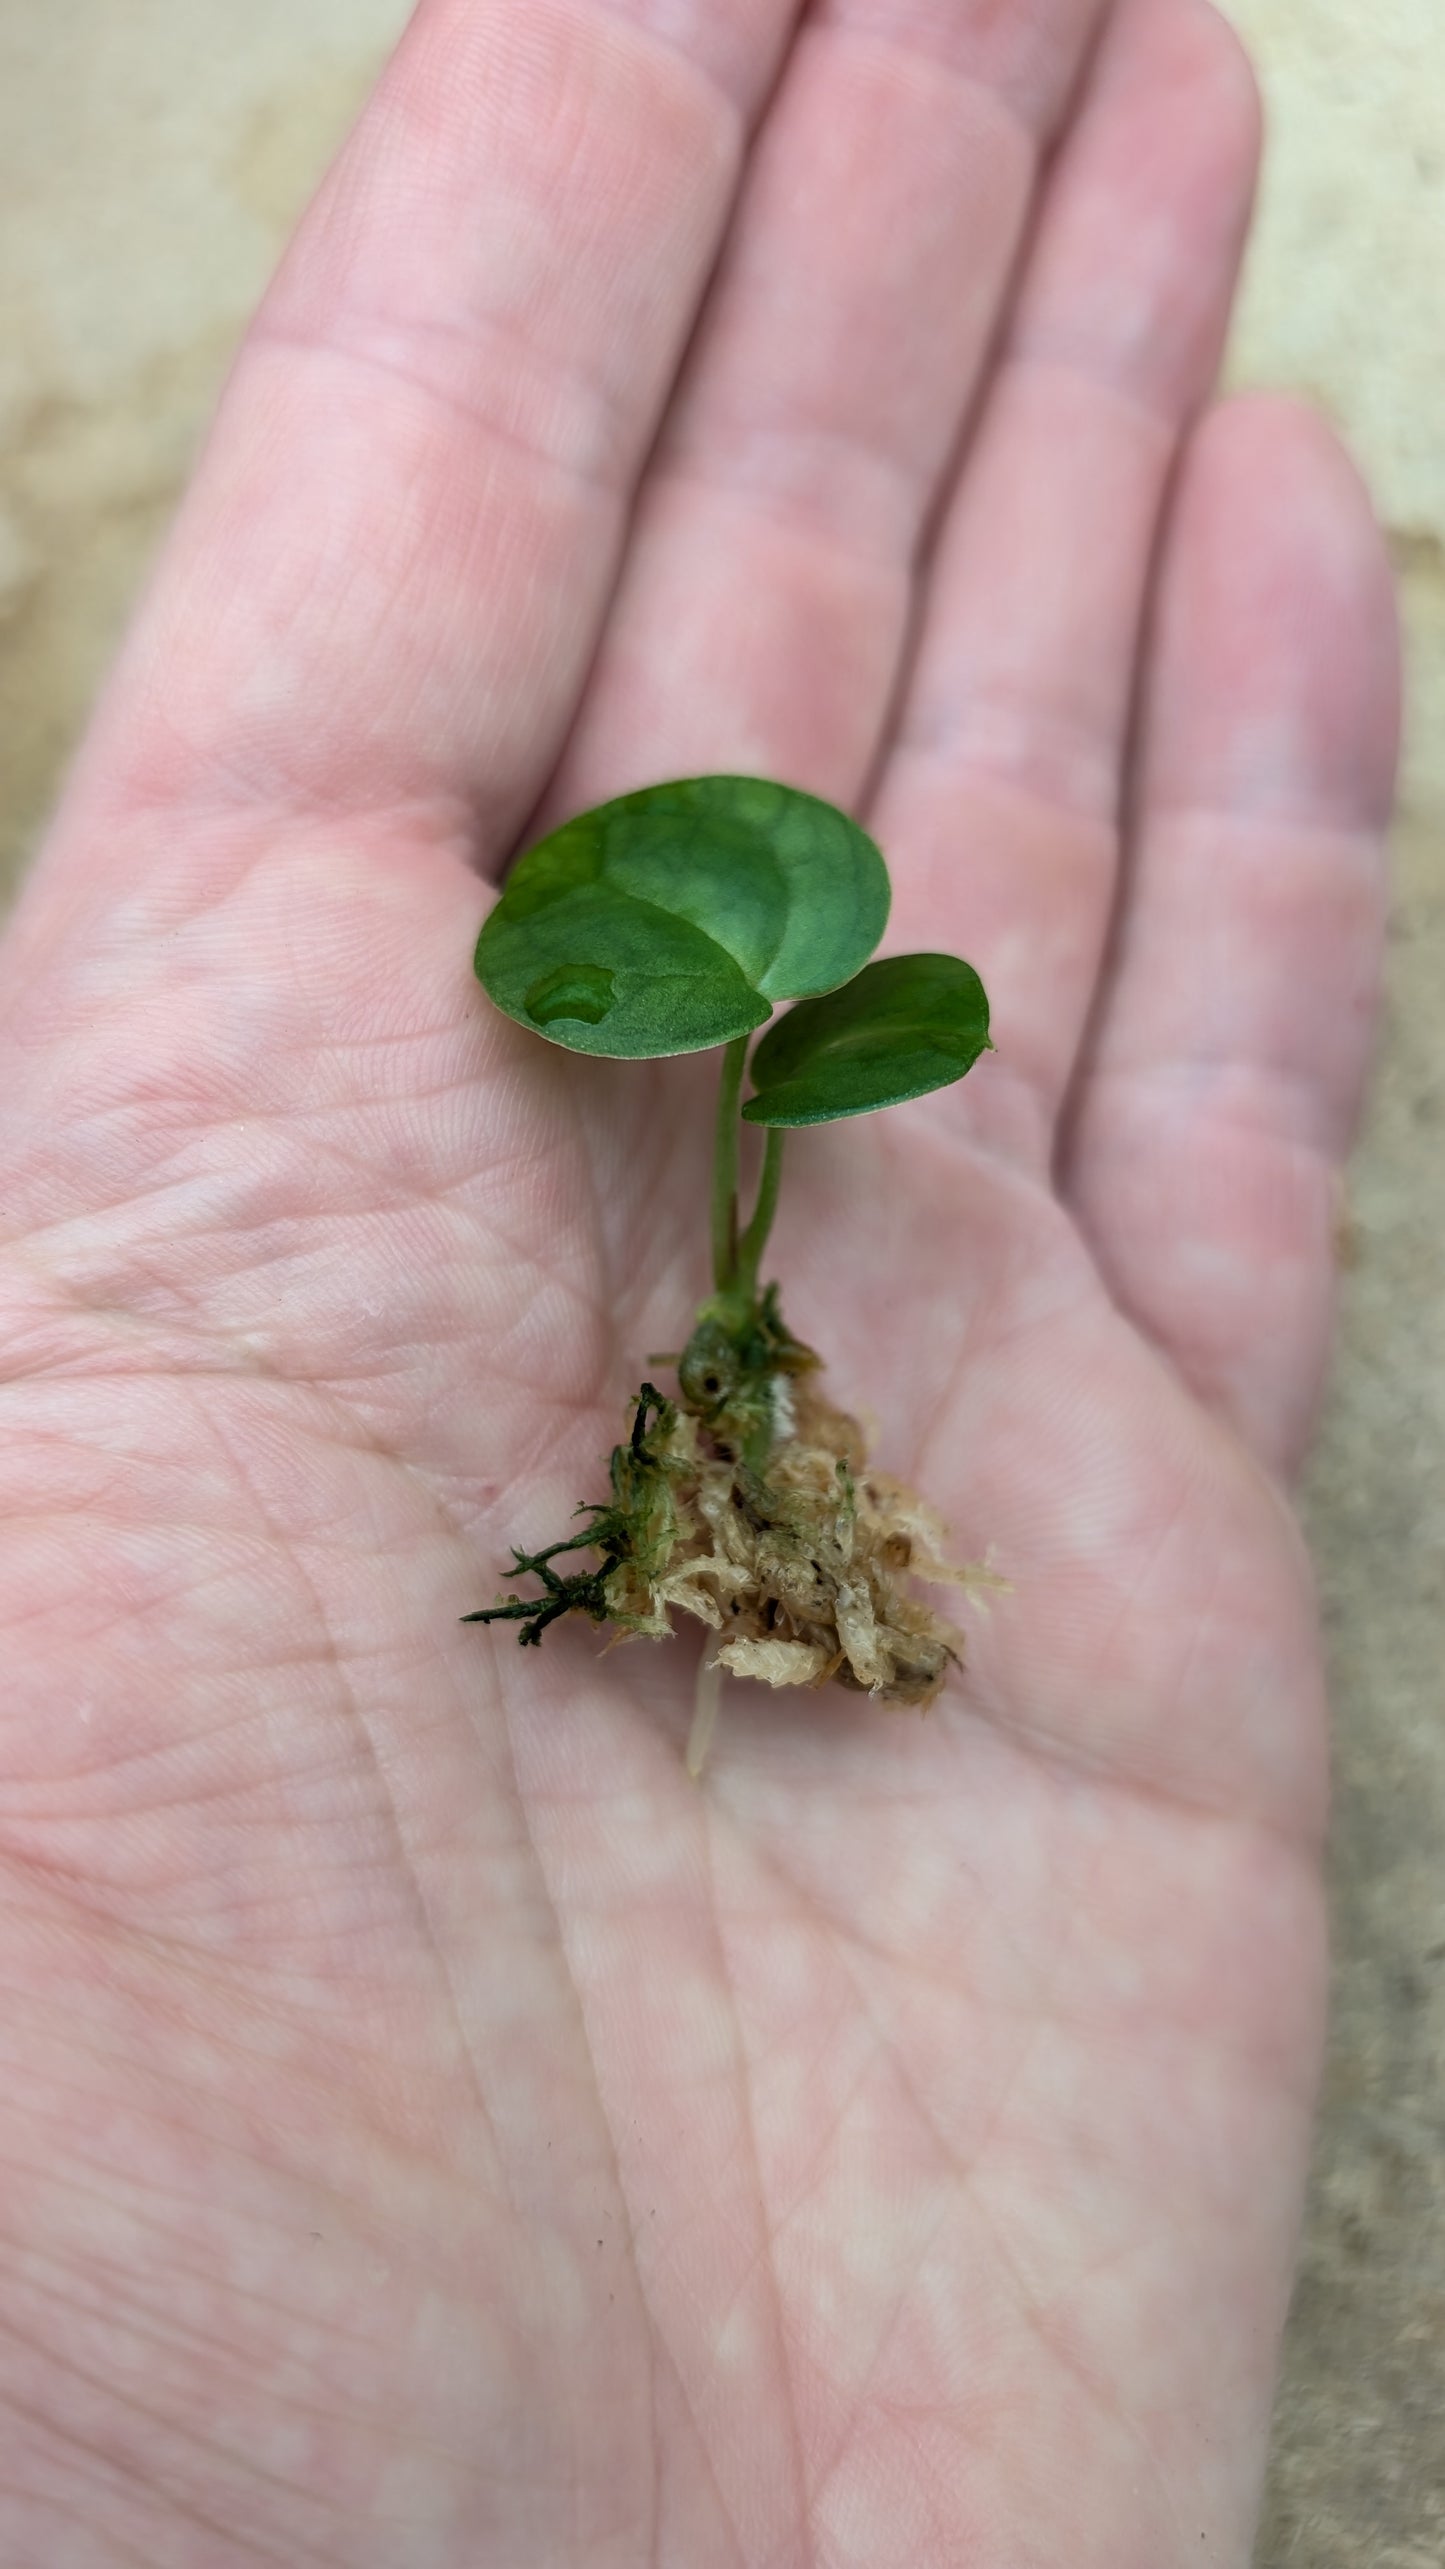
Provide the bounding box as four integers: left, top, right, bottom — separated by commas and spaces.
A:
741, 953, 992, 1127
475, 776, 890, 1059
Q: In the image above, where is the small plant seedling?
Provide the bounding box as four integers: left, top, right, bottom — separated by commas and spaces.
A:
465, 775, 994, 1773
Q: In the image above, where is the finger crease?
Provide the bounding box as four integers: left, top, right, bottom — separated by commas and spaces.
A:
805, 4, 1065, 152
650, 425, 921, 566
894, 703, 1125, 829
1087, 1056, 1349, 1162
248, 313, 634, 499
585, 0, 773, 129
1003, 336, 1188, 448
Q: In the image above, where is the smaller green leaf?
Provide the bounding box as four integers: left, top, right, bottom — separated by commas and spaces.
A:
741, 953, 991, 1127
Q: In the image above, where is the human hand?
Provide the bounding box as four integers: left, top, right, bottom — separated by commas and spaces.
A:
0, 1, 1398, 2562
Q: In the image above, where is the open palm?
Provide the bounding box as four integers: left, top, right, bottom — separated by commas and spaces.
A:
0, 1, 1398, 2562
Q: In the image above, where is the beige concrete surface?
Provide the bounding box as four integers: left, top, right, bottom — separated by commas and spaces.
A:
0, 2, 1441, 2558
0, 0, 407, 884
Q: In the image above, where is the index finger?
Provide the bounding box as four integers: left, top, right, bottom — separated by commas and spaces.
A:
64, 0, 806, 859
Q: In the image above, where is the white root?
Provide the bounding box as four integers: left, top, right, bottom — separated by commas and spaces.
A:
686, 1645, 723, 1781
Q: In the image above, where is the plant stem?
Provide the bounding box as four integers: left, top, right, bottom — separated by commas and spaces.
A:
711, 1035, 749, 1292
734, 1127, 785, 1301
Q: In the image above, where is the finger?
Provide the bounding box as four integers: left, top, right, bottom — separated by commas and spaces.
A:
538, 0, 1111, 819
1063, 394, 1400, 1478
62, 0, 806, 854
869, 0, 1262, 1165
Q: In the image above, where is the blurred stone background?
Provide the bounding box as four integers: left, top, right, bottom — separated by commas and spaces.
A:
0, 1, 1440, 2557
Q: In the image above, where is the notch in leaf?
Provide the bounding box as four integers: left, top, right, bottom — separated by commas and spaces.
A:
475, 775, 890, 1060
741, 953, 992, 1127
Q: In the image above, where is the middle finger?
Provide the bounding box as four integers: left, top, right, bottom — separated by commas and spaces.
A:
538, 0, 1113, 823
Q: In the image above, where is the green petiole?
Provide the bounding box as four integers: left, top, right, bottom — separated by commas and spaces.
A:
711, 1037, 786, 1302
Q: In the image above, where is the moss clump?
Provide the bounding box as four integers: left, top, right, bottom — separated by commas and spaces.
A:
466, 1287, 987, 1713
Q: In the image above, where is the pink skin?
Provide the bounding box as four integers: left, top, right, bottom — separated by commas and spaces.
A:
0, 0, 1399, 2561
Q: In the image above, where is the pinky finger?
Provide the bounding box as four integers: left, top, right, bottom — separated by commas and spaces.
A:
1062, 393, 1401, 1478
